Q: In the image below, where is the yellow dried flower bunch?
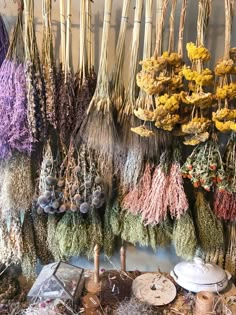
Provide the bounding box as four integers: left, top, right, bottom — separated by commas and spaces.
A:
169, 75, 184, 91
181, 117, 211, 134
139, 56, 166, 72
181, 91, 212, 109
214, 120, 233, 133
182, 66, 213, 86
215, 83, 236, 99
183, 132, 209, 145
186, 42, 210, 61
212, 108, 236, 121
134, 108, 156, 122
214, 59, 236, 76
155, 93, 180, 110
136, 71, 171, 95
131, 125, 154, 137
162, 51, 182, 66
155, 113, 180, 131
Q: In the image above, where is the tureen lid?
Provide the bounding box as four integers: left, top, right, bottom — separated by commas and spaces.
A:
173, 257, 227, 285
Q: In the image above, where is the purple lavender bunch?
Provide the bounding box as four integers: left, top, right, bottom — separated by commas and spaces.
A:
0, 59, 32, 159
0, 15, 9, 66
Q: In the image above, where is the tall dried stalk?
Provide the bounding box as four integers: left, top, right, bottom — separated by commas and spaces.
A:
177, 0, 188, 57
154, 0, 169, 58
42, 0, 57, 129
110, 0, 131, 112
196, 0, 212, 47
118, 0, 143, 192
24, 0, 46, 141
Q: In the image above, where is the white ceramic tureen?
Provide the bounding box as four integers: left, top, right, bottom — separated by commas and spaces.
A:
170, 257, 231, 293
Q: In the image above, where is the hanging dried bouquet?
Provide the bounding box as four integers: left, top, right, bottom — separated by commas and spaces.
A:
0, 2, 32, 159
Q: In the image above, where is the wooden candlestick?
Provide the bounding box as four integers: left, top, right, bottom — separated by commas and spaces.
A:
94, 244, 100, 284
120, 244, 126, 272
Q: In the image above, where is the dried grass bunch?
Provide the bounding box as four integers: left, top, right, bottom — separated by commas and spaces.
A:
32, 205, 53, 265
78, 0, 118, 194
0, 217, 23, 265
225, 221, 236, 276
110, 0, 130, 112
21, 212, 37, 279
73, 0, 96, 135
0, 154, 33, 220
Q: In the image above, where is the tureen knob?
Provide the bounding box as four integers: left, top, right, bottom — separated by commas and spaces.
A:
193, 257, 204, 265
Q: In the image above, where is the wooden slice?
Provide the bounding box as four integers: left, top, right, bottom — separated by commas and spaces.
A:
132, 273, 177, 306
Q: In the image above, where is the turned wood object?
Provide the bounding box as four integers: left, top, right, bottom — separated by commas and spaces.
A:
120, 244, 126, 272
94, 244, 100, 284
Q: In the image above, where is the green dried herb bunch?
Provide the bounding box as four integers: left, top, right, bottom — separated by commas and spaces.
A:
86, 208, 103, 259
173, 210, 197, 260
103, 202, 118, 257
55, 211, 75, 260
0, 154, 33, 220
120, 212, 149, 247
194, 191, 224, 252
21, 211, 37, 279
69, 213, 89, 257
225, 221, 236, 276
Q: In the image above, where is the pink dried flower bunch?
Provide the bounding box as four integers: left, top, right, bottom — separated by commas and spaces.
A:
122, 163, 153, 215
213, 189, 236, 221
0, 60, 32, 159
123, 161, 188, 224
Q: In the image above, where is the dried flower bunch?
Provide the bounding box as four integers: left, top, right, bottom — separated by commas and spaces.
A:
21, 212, 37, 279
134, 0, 185, 134
78, 0, 117, 197
58, 144, 106, 214
181, 138, 226, 191
213, 134, 236, 220
180, 1, 213, 145
173, 211, 197, 260
123, 146, 188, 225
0, 14, 9, 66
37, 141, 64, 214
41, 0, 57, 129
225, 221, 236, 277
0, 6, 32, 159
194, 191, 224, 252
212, 0, 236, 133
0, 155, 33, 220
73, 0, 97, 136
32, 201, 53, 264
0, 216, 23, 265
24, 0, 46, 141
